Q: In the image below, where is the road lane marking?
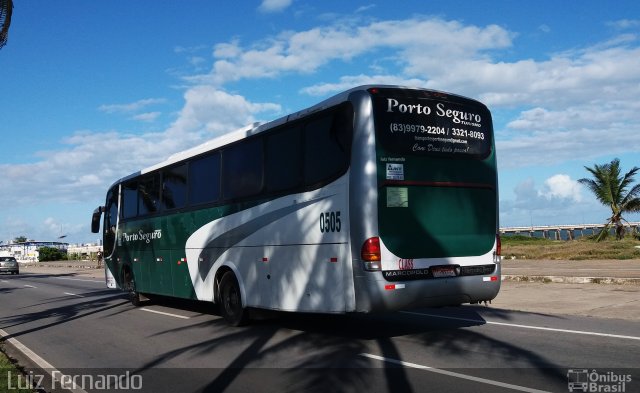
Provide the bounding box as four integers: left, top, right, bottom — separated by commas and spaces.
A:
64, 292, 85, 298
23, 284, 37, 288
361, 353, 550, 393
54, 277, 104, 283
1, 280, 8, 283
401, 311, 640, 341
140, 307, 191, 319
0, 328, 89, 393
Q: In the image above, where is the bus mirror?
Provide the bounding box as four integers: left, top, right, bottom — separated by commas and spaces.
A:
91, 206, 104, 233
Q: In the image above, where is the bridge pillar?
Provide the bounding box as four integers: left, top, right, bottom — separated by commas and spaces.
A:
554, 229, 561, 240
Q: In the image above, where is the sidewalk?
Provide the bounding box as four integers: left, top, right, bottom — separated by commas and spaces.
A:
20, 260, 104, 279
501, 258, 640, 284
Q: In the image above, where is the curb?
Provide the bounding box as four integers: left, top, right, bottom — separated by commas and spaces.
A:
503, 275, 640, 285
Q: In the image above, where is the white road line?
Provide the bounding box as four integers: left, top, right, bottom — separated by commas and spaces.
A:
361, 353, 550, 393
401, 311, 640, 341
23, 284, 37, 288
0, 328, 89, 393
1, 280, 8, 283
140, 307, 191, 319
64, 292, 85, 298
54, 277, 104, 283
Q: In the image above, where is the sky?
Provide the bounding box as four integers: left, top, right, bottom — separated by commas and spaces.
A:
1, 0, 640, 244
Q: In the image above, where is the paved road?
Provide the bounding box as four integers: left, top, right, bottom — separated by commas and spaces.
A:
1, 271, 639, 393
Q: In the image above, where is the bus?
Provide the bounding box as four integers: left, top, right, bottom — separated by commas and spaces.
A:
91, 85, 500, 326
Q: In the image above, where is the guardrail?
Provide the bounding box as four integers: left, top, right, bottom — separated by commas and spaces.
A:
500, 222, 640, 240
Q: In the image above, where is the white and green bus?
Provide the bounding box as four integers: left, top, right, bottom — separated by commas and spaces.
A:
91, 86, 500, 326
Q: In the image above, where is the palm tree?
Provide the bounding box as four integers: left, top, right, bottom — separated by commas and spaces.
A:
0, 0, 13, 49
578, 158, 640, 240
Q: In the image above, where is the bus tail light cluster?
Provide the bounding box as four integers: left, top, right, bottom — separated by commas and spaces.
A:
494, 234, 502, 263
361, 237, 381, 271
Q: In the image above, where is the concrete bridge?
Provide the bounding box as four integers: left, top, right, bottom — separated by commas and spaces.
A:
500, 222, 640, 240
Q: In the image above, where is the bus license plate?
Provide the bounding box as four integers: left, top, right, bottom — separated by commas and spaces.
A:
431, 266, 457, 278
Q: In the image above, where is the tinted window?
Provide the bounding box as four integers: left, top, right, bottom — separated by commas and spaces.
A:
372, 90, 492, 159
104, 187, 119, 252
162, 164, 187, 210
138, 174, 160, 215
189, 153, 221, 205
304, 106, 352, 186
223, 138, 264, 199
122, 181, 138, 219
266, 126, 302, 193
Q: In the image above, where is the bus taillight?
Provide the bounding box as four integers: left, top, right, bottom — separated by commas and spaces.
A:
361, 237, 381, 271
496, 234, 502, 256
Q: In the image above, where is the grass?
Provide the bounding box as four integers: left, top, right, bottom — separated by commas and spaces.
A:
502, 235, 640, 260
0, 344, 35, 393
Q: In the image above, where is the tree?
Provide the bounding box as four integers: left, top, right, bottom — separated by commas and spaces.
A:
578, 158, 640, 241
13, 236, 27, 243
0, 0, 13, 49
38, 247, 67, 262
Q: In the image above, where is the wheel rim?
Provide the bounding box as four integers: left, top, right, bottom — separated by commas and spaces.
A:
224, 284, 239, 317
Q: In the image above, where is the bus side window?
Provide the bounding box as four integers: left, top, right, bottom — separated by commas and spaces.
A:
162, 164, 188, 210
122, 181, 138, 219
304, 107, 352, 187
189, 153, 221, 205
138, 173, 160, 215
266, 126, 302, 193
222, 137, 264, 200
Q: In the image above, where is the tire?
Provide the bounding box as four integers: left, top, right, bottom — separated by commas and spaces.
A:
219, 271, 248, 326
123, 268, 141, 307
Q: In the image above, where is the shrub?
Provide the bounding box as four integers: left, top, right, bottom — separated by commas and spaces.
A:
38, 246, 67, 262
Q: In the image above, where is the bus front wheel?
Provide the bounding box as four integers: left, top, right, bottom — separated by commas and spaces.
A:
123, 268, 141, 307
219, 271, 248, 326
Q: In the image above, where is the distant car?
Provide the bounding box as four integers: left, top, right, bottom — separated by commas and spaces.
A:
0, 256, 19, 275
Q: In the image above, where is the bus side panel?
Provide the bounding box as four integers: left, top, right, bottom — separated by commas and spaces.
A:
171, 249, 194, 298
264, 185, 348, 312
185, 177, 349, 313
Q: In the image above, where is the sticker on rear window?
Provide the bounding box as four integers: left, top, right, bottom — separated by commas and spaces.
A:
387, 187, 408, 208
386, 163, 404, 180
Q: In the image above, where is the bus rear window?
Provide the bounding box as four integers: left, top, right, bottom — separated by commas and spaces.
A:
371, 90, 492, 159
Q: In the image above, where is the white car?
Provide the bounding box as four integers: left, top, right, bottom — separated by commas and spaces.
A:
0, 256, 19, 275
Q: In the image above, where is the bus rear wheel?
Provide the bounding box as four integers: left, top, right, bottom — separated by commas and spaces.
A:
219, 271, 248, 326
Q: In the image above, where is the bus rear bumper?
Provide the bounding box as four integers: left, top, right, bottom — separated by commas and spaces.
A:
353, 264, 501, 312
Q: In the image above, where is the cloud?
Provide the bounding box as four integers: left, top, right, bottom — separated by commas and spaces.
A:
355, 5, 376, 13
500, 175, 589, 227
542, 174, 582, 202
188, 17, 513, 86
166, 86, 282, 136
607, 19, 640, 30
0, 88, 281, 211
98, 98, 166, 114
132, 112, 161, 122
258, 0, 292, 13
538, 24, 551, 33
506, 175, 583, 210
